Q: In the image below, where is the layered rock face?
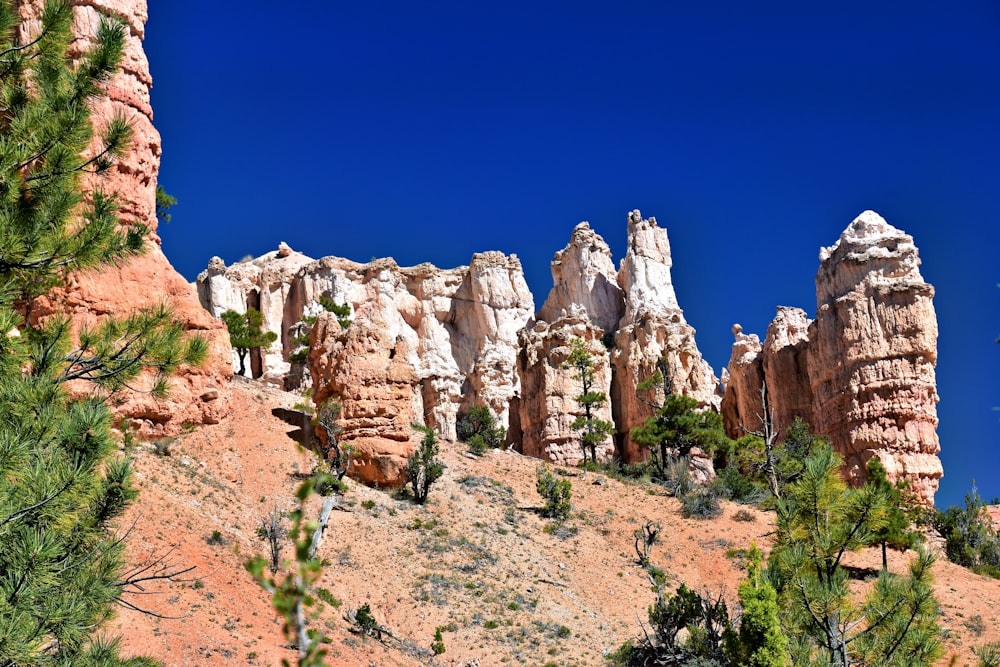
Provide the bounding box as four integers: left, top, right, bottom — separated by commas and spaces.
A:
721, 309, 812, 438
518, 211, 721, 464
199, 247, 534, 485
812, 212, 941, 501
16, 0, 231, 435
516, 317, 614, 465
537, 222, 624, 333
610, 212, 721, 461
308, 309, 422, 487
722, 212, 942, 504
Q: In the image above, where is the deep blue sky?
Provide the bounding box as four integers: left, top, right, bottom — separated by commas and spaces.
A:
144, 2, 999, 508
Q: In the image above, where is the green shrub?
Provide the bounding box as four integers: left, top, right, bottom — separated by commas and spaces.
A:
933, 484, 1000, 578
660, 456, 693, 497
711, 464, 767, 505
978, 641, 1000, 667
431, 626, 446, 655
457, 404, 506, 454
536, 465, 571, 521
315, 588, 342, 609
354, 603, 379, 637
680, 487, 722, 520
206, 530, 227, 546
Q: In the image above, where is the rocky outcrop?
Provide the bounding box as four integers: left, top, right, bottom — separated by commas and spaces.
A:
610, 211, 722, 461
722, 212, 941, 504
761, 307, 813, 432
516, 316, 614, 465
16, 0, 231, 435
309, 309, 422, 487
195, 208, 942, 505
719, 325, 766, 437
537, 222, 624, 334
518, 211, 721, 464
722, 309, 813, 438
197, 243, 315, 383
198, 247, 535, 454
811, 211, 941, 502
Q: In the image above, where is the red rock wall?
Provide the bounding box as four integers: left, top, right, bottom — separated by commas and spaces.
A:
309, 309, 422, 487
723, 212, 942, 505
809, 213, 941, 503
517, 318, 615, 465
15, 0, 232, 434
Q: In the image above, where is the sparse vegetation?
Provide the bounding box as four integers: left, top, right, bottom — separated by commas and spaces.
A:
978, 641, 1000, 667
221, 307, 277, 377
354, 603, 381, 639
257, 507, 287, 574
457, 404, 507, 454
634, 521, 661, 567
430, 626, 446, 655
564, 338, 614, 464
315, 400, 353, 483
206, 529, 228, 546
535, 465, 572, 521
408, 424, 445, 504
289, 296, 352, 363
680, 486, 722, 520
246, 463, 344, 664
934, 483, 1000, 579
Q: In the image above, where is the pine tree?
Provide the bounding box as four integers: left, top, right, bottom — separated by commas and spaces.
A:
866, 458, 919, 571
770, 444, 942, 667
221, 307, 276, 377
154, 185, 177, 225
408, 424, 445, 504
564, 338, 614, 465
727, 544, 787, 667
631, 393, 731, 481
0, 1, 206, 663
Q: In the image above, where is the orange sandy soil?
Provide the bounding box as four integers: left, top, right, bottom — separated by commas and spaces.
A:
108, 381, 1000, 667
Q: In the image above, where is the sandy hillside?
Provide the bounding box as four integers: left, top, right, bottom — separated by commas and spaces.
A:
109, 380, 1000, 667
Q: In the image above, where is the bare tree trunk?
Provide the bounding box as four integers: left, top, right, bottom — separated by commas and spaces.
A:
745, 381, 781, 499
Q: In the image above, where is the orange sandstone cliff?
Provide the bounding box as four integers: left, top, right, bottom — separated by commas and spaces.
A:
15, 0, 232, 434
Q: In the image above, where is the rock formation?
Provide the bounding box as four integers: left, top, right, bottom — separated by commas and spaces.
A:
517, 211, 721, 464
610, 211, 722, 461
812, 212, 941, 501
537, 222, 624, 333
16, 0, 231, 435
308, 309, 422, 487
719, 324, 766, 436
197, 243, 314, 383
516, 315, 614, 465
721, 309, 813, 438
722, 211, 942, 504
198, 246, 535, 484
195, 209, 941, 501
200, 212, 722, 474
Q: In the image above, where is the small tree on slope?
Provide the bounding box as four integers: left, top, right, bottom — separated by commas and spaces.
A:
0, 1, 206, 663
221, 307, 276, 377
565, 338, 614, 465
